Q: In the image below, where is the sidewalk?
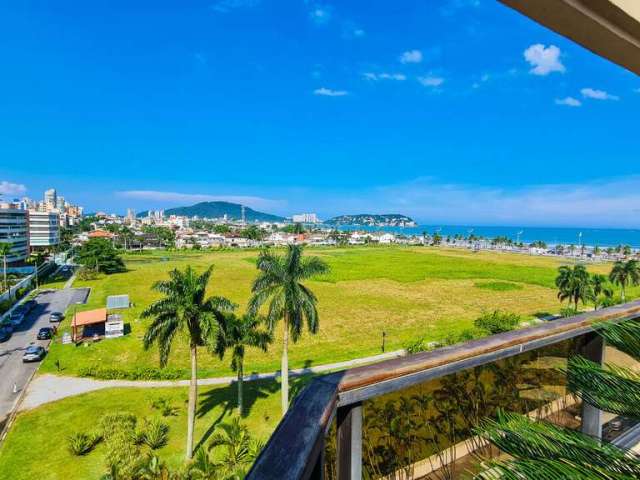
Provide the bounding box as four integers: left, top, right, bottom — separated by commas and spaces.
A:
20, 349, 405, 411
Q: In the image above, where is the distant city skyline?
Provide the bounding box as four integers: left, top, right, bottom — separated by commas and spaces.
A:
1, 1, 640, 228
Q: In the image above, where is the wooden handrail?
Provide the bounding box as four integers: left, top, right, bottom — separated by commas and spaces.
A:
246, 300, 640, 480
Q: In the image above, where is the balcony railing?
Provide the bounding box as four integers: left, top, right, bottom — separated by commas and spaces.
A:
247, 300, 640, 479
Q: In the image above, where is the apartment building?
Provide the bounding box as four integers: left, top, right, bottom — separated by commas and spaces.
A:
0, 207, 29, 263
28, 210, 60, 249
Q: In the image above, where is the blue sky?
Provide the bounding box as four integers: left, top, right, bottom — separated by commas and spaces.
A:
1, 0, 639, 227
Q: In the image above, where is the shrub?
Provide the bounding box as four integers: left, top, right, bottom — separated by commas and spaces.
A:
0, 300, 11, 315
141, 418, 170, 450
99, 412, 137, 440
100, 412, 140, 477
559, 306, 579, 318
77, 267, 98, 281
78, 365, 185, 380
474, 310, 521, 334
67, 432, 102, 456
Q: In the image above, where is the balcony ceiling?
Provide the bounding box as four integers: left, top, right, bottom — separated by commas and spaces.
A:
500, 0, 640, 75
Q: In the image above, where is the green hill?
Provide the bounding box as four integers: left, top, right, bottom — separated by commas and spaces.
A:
138, 201, 285, 222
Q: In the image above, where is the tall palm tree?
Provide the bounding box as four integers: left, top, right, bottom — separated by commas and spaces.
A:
214, 312, 272, 415
555, 264, 592, 312
609, 259, 640, 302
0, 242, 11, 293
248, 245, 329, 415
141, 265, 234, 459
590, 273, 613, 310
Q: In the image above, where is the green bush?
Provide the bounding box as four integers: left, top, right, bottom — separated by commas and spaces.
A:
67, 432, 102, 456
141, 418, 169, 450
78, 365, 185, 380
474, 310, 521, 334
559, 306, 579, 318
0, 299, 12, 315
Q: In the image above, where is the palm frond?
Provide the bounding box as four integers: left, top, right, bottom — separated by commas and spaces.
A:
595, 320, 640, 361
565, 356, 640, 420
475, 458, 633, 480
299, 255, 330, 280
474, 412, 640, 477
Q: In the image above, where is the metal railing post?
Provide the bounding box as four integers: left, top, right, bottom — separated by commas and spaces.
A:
337, 402, 362, 480
309, 440, 325, 480
579, 332, 605, 439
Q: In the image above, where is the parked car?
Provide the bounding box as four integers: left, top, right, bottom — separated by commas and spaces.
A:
49, 312, 64, 322
0, 327, 11, 342
22, 345, 46, 362
37, 327, 54, 340
9, 311, 24, 327
0, 322, 13, 334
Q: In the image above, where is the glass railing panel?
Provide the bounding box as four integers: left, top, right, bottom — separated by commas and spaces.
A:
360, 339, 580, 479
602, 342, 640, 442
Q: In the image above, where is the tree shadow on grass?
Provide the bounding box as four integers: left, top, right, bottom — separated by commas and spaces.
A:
194, 374, 314, 451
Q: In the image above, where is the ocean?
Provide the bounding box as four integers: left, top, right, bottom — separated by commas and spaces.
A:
333, 224, 640, 248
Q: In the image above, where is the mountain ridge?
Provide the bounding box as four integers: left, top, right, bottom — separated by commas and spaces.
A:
138, 201, 285, 222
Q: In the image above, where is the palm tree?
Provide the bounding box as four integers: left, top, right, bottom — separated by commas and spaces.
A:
0, 242, 11, 293
207, 418, 264, 479
555, 264, 592, 312
214, 312, 272, 415
609, 259, 640, 302
248, 245, 329, 415
141, 265, 234, 459
590, 273, 613, 310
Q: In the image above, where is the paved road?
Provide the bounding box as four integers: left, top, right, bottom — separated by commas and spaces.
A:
0, 286, 89, 428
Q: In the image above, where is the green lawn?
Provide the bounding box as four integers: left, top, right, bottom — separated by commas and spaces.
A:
0, 377, 303, 480
39, 246, 635, 379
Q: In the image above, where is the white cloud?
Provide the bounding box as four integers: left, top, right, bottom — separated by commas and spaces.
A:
523, 44, 565, 75
399, 49, 423, 64
117, 191, 283, 210
581, 88, 619, 101
0, 181, 27, 196
211, 0, 260, 13
555, 96, 581, 107
309, 5, 332, 25
313, 87, 348, 96
418, 75, 445, 87
363, 72, 406, 81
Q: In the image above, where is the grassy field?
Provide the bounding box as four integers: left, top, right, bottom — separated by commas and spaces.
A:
39, 246, 634, 379
0, 377, 303, 480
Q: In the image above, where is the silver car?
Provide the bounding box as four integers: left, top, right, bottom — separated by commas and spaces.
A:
22, 345, 46, 362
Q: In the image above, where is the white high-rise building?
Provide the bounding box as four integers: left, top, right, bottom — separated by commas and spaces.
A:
44, 188, 57, 209
292, 213, 319, 224
28, 211, 60, 248
0, 207, 29, 263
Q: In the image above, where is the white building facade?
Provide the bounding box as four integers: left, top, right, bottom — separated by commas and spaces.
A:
28, 211, 60, 248
292, 213, 319, 223
0, 207, 30, 263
